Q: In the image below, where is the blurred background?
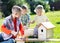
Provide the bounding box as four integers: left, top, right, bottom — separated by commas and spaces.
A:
0, 0, 60, 43
0, 0, 60, 17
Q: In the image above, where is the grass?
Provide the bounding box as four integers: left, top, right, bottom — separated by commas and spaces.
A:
0, 18, 4, 31
0, 11, 60, 43
30, 11, 60, 43
46, 11, 60, 39
0, 18, 4, 25
30, 11, 60, 38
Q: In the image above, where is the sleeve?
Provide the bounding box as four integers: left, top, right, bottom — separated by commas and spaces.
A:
27, 14, 30, 23
28, 14, 30, 21
1, 19, 11, 35
19, 23, 24, 36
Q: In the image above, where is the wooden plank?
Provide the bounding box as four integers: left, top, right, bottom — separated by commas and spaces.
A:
47, 39, 60, 41
15, 38, 60, 42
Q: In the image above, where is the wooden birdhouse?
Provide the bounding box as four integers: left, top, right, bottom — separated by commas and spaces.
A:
38, 22, 55, 40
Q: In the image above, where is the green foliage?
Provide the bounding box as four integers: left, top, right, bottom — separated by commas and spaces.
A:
7, 0, 16, 13
0, 0, 16, 17
0, 12, 3, 18
1, 0, 28, 17
44, 4, 50, 12
36, 0, 50, 12
26, 0, 50, 13
1, 0, 51, 17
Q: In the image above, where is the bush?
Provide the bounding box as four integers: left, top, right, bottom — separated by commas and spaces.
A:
1, 0, 16, 17
0, 11, 3, 18
44, 4, 50, 12
26, 0, 50, 14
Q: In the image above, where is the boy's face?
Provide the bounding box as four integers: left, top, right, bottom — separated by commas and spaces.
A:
22, 9, 27, 15
36, 9, 42, 16
14, 12, 21, 18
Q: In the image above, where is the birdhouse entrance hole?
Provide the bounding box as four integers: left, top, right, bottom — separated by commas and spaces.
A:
41, 29, 43, 32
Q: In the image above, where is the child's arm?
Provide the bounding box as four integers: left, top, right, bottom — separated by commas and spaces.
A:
1, 19, 11, 35
19, 22, 29, 40
46, 19, 49, 22
1, 19, 17, 36
29, 15, 36, 24
35, 24, 41, 28
19, 22, 24, 37
27, 14, 30, 27
1, 24, 11, 35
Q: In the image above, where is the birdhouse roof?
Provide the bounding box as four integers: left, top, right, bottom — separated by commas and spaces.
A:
40, 22, 55, 29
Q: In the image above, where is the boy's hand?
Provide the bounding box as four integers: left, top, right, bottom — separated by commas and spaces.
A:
21, 35, 28, 41
29, 20, 35, 24
11, 31, 17, 36
36, 24, 41, 28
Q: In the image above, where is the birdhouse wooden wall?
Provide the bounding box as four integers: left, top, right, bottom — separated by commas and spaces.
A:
46, 29, 53, 38
38, 25, 46, 40
38, 23, 54, 40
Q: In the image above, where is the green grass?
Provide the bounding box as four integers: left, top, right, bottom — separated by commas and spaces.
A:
0, 18, 4, 26
0, 11, 60, 43
30, 11, 60, 43
46, 11, 60, 39
0, 18, 4, 31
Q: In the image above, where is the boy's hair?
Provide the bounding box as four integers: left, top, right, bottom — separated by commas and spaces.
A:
34, 5, 45, 13
12, 5, 22, 13
21, 5, 27, 9
36, 5, 43, 9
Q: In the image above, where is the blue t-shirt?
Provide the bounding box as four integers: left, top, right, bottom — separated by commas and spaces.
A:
21, 14, 30, 26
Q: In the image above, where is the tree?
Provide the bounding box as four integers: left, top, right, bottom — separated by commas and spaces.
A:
1, 0, 16, 17
49, 0, 60, 11
26, 0, 50, 13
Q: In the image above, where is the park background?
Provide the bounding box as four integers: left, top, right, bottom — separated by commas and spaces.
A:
0, 0, 60, 43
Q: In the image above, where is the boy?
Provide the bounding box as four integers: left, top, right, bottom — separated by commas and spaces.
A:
21, 5, 30, 29
0, 5, 24, 43
30, 5, 49, 37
